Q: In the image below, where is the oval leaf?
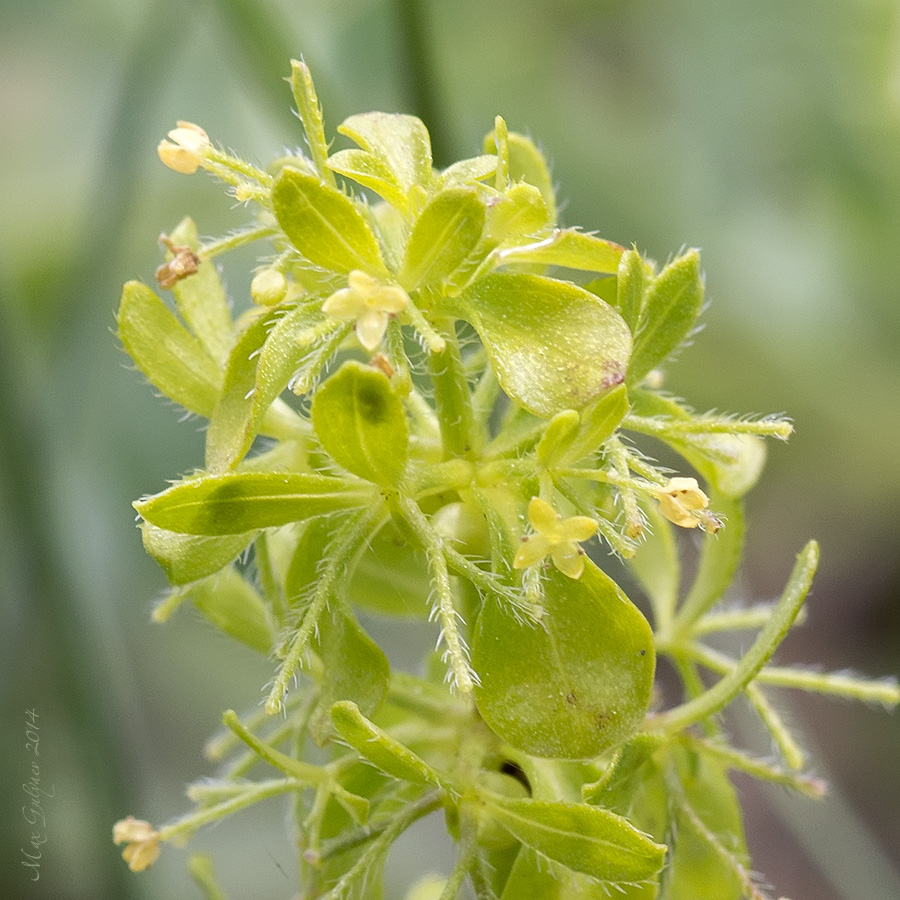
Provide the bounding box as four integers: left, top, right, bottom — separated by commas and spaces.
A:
184, 565, 273, 655
338, 112, 433, 194
140, 523, 255, 585
473, 561, 655, 758
450, 273, 631, 418
311, 361, 409, 486
398, 188, 485, 290
326, 147, 407, 209
272, 168, 387, 275
484, 795, 666, 884
135, 471, 373, 535
118, 281, 222, 416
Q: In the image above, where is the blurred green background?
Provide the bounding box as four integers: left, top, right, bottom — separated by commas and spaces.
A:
1, 1, 899, 898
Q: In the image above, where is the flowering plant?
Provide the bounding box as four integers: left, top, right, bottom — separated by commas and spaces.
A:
115, 60, 898, 900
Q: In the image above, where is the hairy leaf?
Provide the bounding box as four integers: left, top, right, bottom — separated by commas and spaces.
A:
448, 273, 631, 418
311, 361, 409, 486
135, 472, 373, 535
473, 561, 655, 758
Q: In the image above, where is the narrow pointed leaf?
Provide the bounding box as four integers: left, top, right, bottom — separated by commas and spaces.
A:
628, 250, 703, 384
118, 281, 221, 416
496, 229, 625, 274
168, 216, 234, 364
311, 361, 408, 486
398, 188, 485, 290
441, 154, 498, 188
272, 168, 387, 275
537, 384, 629, 467
135, 472, 373, 535
473, 561, 655, 758
448, 273, 631, 417
484, 794, 666, 883
205, 308, 281, 472
616, 248, 645, 334
330, 701, 446, 788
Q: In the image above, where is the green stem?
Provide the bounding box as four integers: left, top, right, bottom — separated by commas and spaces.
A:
428, 322, 477, 459
222, 710, 327, 782
160, 779, 306, 842
396, 496, 477, 692
266, 503, 385, 713
646, 541, 818, 733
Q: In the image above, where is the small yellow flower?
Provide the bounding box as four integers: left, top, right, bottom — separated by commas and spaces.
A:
514, 497, 598, 579
322, 270, 409, 352
653, 477, 721, 533
157, 121, 210, 174
113, 816, 161, 872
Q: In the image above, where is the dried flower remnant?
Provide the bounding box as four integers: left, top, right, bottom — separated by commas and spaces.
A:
322, 269, 410, 352
113, 817, 161, 872
155, 235, 200, 289
514, 497, 599, 579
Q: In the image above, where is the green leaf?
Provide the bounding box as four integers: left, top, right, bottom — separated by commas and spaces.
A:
502, 848, 658, 900
626, 502, 680, 621
448, 273, 631, 418
398, 188, 485, 290
472, 561, 655, 758
326, 148, 407, 210
484, 794, 666, 884
666, 748, 747, 900
135, 472, 373, 535
272, 168, 387, 275
338, 112, 433, 196
616, 247, 645, 334
484, 130, 556, 221
486, 183, 551, 243
628, 250, 703, 385
182, 565, 273, 654
308, 609, 391, 744
118, 281, 221, 416
167, 216, 234, 364
330, 701, 446, 788
348, 520, 431, 617
311, 361, 409, 486
495, 229, 625, 274
677, 492, 745, 627
204, 308, 281, 472
140, 523, 255, 585
440, 154, 498, 188
536, 384, 629, 467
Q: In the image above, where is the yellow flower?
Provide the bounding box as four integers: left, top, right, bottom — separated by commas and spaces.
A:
113, 816, 161, 872
653, 477, 720, 533
157, 121, 210, 174
514, 497, 598, 579
322, 270, 409, 352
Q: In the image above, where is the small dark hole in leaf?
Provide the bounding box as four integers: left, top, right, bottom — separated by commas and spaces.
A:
499, 760, 531, 794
